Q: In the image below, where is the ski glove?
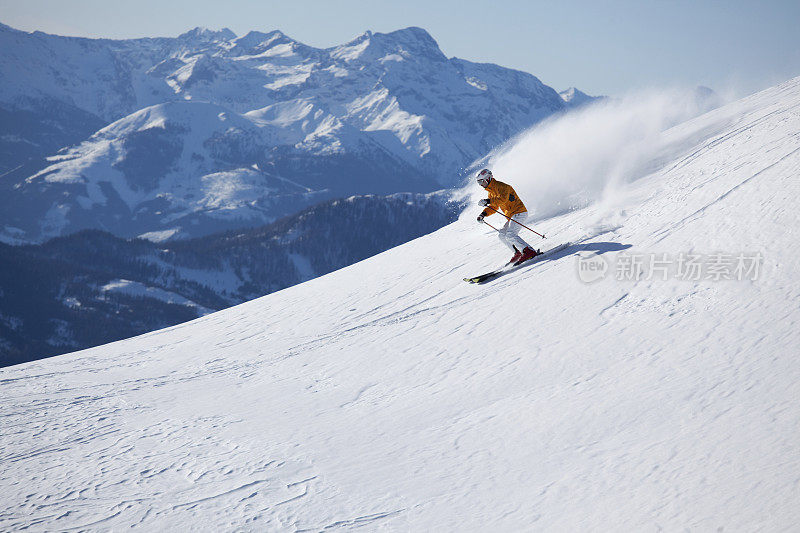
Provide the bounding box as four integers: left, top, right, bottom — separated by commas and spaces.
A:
478, 198, 490, 207
477, 214, 485, 223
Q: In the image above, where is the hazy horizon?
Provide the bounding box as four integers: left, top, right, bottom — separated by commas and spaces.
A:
2, 0, 799, 98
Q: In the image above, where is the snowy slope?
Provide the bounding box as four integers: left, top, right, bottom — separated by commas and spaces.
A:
2, 77, 799, 530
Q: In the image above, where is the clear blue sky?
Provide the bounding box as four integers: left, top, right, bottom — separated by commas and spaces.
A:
2, 0, 798, 97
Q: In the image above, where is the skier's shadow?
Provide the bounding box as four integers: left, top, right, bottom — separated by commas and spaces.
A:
528, 241, 632, 267
572, 242, 633, 255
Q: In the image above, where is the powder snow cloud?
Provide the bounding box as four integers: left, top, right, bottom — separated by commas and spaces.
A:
460, 87, 722, 224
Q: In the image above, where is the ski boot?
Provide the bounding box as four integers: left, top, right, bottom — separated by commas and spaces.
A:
514, 247, 540, 265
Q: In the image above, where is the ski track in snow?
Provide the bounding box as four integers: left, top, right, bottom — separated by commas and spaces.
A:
2, 77, 800, 530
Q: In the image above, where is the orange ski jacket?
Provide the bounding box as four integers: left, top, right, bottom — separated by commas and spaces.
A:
480, 179, 527, 219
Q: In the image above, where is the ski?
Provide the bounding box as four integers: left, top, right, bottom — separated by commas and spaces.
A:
463, 242, 572, 284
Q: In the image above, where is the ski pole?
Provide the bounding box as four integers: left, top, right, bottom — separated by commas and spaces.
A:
482, 220, 500, 232
484, 206, 546, 239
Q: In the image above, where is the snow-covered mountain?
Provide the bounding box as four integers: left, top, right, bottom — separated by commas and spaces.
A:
0, 22, 565, 242
3, 101, 333, 241
559, 86, 605, 108
2, 76, 798, 529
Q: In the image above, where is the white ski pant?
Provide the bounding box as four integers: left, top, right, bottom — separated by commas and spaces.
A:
498, 212, 532, 252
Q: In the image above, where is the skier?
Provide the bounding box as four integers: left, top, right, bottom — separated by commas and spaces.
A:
475, 169, 540, 265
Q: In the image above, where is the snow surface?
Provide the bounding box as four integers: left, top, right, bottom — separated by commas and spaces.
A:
100, 279, 215, 315
1, 77, 800, 530
138, 228, 181, 242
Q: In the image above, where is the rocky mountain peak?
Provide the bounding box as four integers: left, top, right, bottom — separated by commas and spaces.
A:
177, 26, 237, 43
331, 26, 446, 63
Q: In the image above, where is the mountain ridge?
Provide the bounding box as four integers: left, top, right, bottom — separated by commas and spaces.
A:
0, 21, 566, 243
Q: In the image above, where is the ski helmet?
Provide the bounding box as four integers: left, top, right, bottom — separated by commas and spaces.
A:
476, 169, 493, 187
